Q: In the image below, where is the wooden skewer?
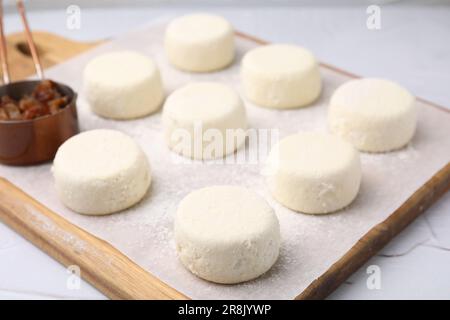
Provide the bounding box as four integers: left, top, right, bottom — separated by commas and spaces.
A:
0, 0, 10, 84
16, 0, 44, 79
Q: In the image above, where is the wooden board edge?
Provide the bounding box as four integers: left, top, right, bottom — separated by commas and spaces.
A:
295, 162, 450, 299
3, 31, 102, 82
0, 178, 189, 300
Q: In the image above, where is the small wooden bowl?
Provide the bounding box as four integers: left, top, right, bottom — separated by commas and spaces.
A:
0, 80, 79, 166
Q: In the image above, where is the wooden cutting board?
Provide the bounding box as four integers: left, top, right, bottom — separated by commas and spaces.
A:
0, 31, 449, 300
2, 31, 102, 81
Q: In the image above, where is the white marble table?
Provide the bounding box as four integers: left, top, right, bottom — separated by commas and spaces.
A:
1, 3, 449, 300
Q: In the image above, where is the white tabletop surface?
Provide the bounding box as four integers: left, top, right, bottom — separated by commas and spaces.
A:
1, 3, 449, 300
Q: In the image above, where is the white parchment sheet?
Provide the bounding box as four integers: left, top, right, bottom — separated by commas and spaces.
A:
1, 21, 450, 299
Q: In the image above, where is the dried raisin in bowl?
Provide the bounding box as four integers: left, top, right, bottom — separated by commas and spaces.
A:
0, 80, 79, 165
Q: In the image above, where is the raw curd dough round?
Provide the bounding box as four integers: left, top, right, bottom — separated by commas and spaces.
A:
52, 129, 151, 215
266, 132, 361, 214
165, 13, 234, 72
83, 51, 164, 119
162, 82, 247, 160
328, 78, 417, 152
241, 44, 321, 109
175, 185, 280, 284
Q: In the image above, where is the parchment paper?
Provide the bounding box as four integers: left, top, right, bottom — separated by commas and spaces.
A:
1, 21, 450, 300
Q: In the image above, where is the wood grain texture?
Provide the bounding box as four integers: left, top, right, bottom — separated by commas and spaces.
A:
0, 30, 449, 300
0, 177, 188, 300
1, 31, 102, 80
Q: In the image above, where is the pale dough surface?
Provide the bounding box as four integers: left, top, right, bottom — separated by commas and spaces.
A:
52, 129, 151, 215
175, 185, 281, 284
165, 13, 235, 72
162, 82, 247, 160
241, 44, 321, 109
83, 51, 164, 119
328, 78, 417, 152
266, 132, 361, 214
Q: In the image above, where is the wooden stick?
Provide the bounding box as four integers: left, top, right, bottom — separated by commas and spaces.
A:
0, 177, 189, 300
